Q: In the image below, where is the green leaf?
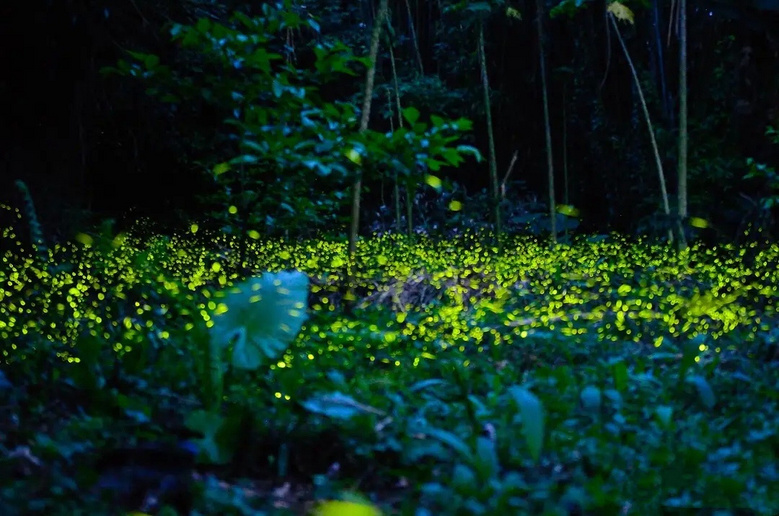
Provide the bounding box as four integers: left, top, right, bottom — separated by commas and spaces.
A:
210, 271, 309, 370
404, 440, 449, 462
466, 2, 492, 14
441, 147, 464, 166
144, 54, 160, 70
213, 162, 231, 176
454, 118, 474, 131
607, 2, 635, 24
0, 370, 11, 390
430, 115, 446, 128
456, 145, 482, 162
126, 50, 149, 62
196, 17, 212, 33
451, 464, 477, 491
301, 392, 382, 419
612, 360, 628, 392
655, 405, 674, 429
230, 154, 260, 165
507, 386, 545, 462
409, 379, 447, 392
231, 333, 280, 370
473, 437, 499, 481
687, 375, 716, 409
272, 79, 284, 98
185, 410, 229, 464
402, 106, 420, 125
678, 337, 701, 379
424, 427, 473, 462
506, 6, 522, 19
580, 385, 602, 412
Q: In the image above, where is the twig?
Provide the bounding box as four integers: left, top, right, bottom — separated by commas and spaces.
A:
500, 150, 519, 200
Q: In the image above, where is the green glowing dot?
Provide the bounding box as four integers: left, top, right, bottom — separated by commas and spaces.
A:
425, 174, 442, 189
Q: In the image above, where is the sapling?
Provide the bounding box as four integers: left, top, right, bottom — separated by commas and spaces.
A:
186, 270, 309, 462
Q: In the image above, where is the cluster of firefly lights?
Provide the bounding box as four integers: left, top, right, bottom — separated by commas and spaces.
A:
1, 205, 777, 388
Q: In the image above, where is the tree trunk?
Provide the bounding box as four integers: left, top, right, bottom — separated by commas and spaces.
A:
406, 183, 414, 237
563, 83, 569, 240
478, 21, 501, 236
347, 0, 389, 299
537, 0, 556, 243
405, 0, 425, 75
609, 12, 673, 244
387, 21, 406, 234
652, 0, 671, 121
677, 0, 688, 248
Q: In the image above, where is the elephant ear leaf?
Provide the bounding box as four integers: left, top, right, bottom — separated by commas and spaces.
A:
209, 271, 309, 371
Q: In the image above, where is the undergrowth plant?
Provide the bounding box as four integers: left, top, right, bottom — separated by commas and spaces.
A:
743, 126, 779, 237
185, 270, 309, 463
15, 180, 47, 262
1, 219, 777, 514
104, 2, 480, 246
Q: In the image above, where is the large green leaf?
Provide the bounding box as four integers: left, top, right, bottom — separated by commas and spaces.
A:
580, 385, 602, 412
402, 106, 420, 125
210, 271, 309, 370
508, 386, 545, 462
301, 392, 383, 420
424, 427, 474, 462
687, 375, 717, 409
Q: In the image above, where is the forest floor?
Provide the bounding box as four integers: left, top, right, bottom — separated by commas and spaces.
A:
1, 219, 778, 515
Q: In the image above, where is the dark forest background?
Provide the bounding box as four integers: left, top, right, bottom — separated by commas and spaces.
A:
2, 0, 778, 241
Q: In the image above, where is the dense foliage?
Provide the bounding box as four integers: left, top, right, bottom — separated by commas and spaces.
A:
1, 205, 778, 514
3, 0, 778, 239
1, 0, 779, 514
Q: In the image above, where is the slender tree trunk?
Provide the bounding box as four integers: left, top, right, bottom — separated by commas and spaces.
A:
395, 180, 402, 233
385, 87, 403, 233
563, 83, 569, 239
478, 21, 501, 236
652, 0, 671, 121
238, 164, 248, 272
677, 0, 688, 248
347, 0, 389, 296
406, 183, 414, 236
609, 12, 673, 243
384, 16, 415, 237
405, 0, 425, 75
387, 24, 405, 234
536, 0, 556, 243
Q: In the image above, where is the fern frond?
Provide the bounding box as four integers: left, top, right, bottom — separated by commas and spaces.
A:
14, 180, 47, 261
